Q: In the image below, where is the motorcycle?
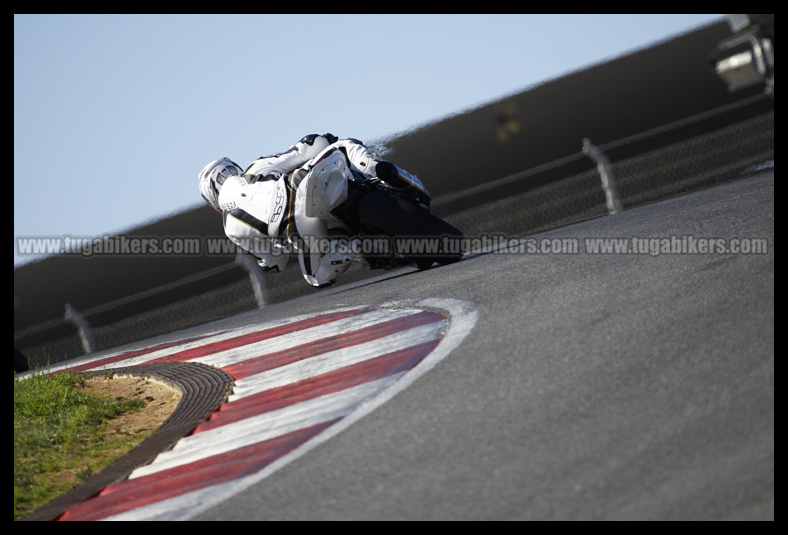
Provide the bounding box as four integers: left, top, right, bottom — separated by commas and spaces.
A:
293, 149, 464, 286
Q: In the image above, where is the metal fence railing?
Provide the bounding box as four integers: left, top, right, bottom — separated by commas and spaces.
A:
437, 95, 773, 238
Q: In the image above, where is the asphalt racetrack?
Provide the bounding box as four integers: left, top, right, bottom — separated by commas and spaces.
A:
179, 171, 773, 520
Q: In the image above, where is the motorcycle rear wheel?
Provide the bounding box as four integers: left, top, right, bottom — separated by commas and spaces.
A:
356, 190, 464, 268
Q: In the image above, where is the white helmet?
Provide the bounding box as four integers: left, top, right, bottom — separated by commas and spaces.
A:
198, 157, 244, 211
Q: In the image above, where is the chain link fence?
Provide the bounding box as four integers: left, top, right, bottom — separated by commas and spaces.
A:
14, 96, 774, 371
437, 96, 773, 238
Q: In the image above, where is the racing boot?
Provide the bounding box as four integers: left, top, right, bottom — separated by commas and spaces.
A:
299, 238, 365, 288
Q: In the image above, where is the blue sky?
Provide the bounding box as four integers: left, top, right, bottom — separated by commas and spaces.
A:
14, 14, 724, 266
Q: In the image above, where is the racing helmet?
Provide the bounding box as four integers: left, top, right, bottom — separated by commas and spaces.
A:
198, 157, 244, 211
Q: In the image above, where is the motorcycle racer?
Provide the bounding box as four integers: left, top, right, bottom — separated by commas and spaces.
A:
198, 134, 396, 287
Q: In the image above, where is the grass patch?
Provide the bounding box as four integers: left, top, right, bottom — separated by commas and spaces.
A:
13, 369, 149, 521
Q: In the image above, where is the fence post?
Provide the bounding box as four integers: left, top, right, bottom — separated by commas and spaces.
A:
583, 138, 623, 214
235, 252, 268, 308
64, 304, 94, 354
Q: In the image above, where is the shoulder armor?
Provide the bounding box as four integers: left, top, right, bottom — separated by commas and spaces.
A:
299, 134, 320, 145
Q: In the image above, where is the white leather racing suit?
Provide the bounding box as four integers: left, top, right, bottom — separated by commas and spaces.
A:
217, 134, 383, 287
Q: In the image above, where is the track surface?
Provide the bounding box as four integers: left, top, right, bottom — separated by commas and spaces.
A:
103, 173, 778, 520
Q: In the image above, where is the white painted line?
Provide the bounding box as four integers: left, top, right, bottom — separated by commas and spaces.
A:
100, 478, 242, 522
130, 376, 401, 478
38, 318, 293, 374
192, 308, 419, 369
229, 320, 445, 401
